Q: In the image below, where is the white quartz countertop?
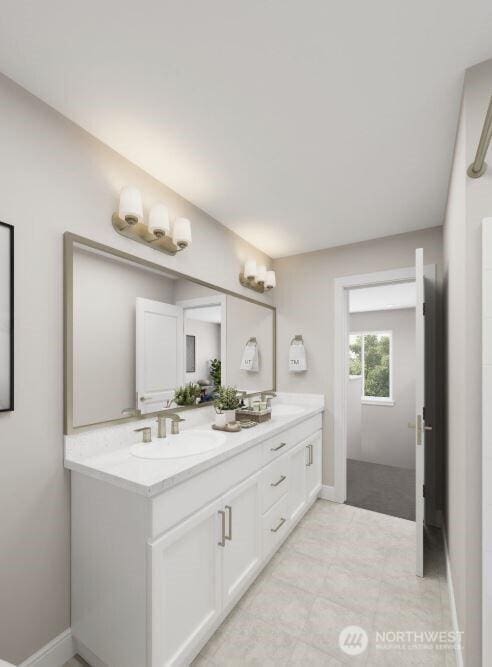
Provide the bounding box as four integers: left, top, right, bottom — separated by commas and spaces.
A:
64, 394, 324, 497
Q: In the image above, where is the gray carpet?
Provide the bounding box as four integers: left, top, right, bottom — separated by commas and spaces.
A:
346, 458, 416, 521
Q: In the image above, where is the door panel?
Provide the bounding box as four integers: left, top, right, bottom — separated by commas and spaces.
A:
222, 474, 261, 608
150, 499, 222, 666
136, 297, 183, 414
415, 248, 426, 577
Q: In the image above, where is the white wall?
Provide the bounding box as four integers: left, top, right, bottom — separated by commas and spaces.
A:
273, 226, 443, 487
348, 308, 416, 470
0, 72, 272, 664
184, 318, 220, 384
443, 58, 492, 667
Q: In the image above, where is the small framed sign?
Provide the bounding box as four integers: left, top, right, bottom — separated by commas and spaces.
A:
186, 335, 196, 373
0, 221, 13, 412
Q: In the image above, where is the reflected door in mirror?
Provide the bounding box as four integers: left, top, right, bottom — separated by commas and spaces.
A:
136, 298, 183, 414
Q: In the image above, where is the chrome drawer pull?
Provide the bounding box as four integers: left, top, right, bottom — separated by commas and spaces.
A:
225, 505, 232, 541
270, 517, 286, 533
218, 510, 226, 547
270, 442, 287, 452
270, 475, 286, 488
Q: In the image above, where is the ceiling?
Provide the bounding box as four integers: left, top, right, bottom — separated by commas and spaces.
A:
349, 282, 416, 313
1, 2, 492, 258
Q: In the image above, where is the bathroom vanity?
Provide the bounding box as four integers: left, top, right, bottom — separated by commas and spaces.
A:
65, 397, 323, 666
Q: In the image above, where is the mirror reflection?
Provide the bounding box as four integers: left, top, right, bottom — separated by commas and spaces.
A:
70, 241, 274, 429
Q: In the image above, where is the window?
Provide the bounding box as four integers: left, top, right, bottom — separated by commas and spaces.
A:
349, 331, 392, 403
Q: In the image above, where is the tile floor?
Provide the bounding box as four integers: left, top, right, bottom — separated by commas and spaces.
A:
65, 500, 457, 666
193, 500, 457, 666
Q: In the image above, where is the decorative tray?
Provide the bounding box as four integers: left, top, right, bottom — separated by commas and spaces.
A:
236, 407, 272, 424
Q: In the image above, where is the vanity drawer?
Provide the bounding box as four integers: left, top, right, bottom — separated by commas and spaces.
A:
260, 454, 289, 513
262, 494, 290, 557
262, 413, 323, 465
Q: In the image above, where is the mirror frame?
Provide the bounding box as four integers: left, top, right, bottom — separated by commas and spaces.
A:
63, 232, 276, 434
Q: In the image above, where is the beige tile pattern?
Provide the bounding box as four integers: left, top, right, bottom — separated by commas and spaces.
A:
194, 500, 457, 666
65, 500, 457, 666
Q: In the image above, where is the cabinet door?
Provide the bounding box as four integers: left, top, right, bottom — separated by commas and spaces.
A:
306, 433, 322, 502
221, 473, 261, 608
288, 441, 307, 522
150, 498, 222, 666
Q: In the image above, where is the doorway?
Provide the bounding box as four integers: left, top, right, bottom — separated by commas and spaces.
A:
346, 282, 416, 520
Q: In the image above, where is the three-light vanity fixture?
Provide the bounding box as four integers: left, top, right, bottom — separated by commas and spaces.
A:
112, 186, 192, 256
239, 259, 276, 293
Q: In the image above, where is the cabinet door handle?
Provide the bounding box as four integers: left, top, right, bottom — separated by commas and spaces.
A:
270, 475, 286, 488
218, 510, 226, 547
225, 505, 232, 541
270, 517, 286, 533
270, 442, 286, 452
306, 444, 312, 467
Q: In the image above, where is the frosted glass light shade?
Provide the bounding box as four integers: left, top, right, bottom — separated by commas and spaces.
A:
173, 218, 192, 249
256, 265, 267, 285
149, 203, 170, 238
244, 260, 257, 281
265, 270, 276, 289
119, 186, 143, 225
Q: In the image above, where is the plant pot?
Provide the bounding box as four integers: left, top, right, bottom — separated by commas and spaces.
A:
215, 412, 227, 428
223, 409, 236, 424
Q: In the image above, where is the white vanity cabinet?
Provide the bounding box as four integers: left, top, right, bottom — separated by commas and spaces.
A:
71, 412, 323, 667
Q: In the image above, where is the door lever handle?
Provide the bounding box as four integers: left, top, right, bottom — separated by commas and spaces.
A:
424, 425, 433, 431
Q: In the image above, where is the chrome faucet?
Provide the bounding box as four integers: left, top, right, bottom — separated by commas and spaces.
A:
156, 413, 185, 438
261, 391, 277, 408
134, 426, 152, 443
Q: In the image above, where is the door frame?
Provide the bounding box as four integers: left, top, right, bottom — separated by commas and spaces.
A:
176, 295, 227, 386
333, 266, 417, 504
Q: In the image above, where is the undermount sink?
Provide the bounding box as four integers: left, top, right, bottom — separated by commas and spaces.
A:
130, 430, 226, 460
271, 404, 306, 418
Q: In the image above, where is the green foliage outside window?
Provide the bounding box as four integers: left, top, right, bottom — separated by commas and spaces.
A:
349, 333, 390, 399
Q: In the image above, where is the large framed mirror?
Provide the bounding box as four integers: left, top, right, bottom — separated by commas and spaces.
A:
64, 233, 276, 433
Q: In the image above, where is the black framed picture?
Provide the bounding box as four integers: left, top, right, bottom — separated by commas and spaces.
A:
186, 335, 196, 373
0, 221, 13, 412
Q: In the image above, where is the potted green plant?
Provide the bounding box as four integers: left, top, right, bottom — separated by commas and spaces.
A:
209, 358, 221, 388
173, 382, 201, 406
213, 385, 242, 425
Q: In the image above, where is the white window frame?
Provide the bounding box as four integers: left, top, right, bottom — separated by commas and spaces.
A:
349, 330, 393, 405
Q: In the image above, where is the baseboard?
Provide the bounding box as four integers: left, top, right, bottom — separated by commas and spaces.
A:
18, 628, 74, 667
442, 524, 464, 667
318, 484, 340, 502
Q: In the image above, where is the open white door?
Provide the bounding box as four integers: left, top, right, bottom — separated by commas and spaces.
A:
415, 248, 427, 577
136, 297, 183, 414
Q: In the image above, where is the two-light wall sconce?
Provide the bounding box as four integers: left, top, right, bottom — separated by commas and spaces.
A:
112, 186, 192, 256
239, 260, 276, 293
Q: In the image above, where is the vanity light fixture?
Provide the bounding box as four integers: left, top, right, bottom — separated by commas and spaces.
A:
112, 186, 192, 255
239, 260, 276, 293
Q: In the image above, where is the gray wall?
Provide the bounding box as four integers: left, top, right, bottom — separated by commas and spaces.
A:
273, 226, 443, 486
226, 295, 274, 392
348, 308, 416, 470
443, 58, 492, 666
184, 318, 220, 384
73, 247, 176, 426
0, 72, 272, 664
